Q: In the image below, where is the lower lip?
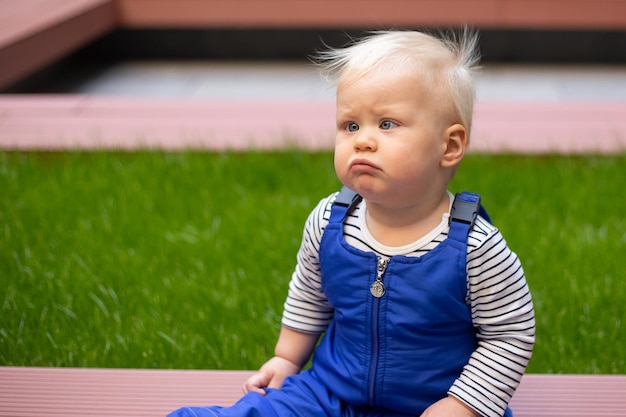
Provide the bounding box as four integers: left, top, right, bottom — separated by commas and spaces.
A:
351, 163, 378, 174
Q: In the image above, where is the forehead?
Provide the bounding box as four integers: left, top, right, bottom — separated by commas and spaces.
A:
335, 65, 455, 126
336, 66, 431, 101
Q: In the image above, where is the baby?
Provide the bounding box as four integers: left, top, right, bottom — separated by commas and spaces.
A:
168, 29, 535, 417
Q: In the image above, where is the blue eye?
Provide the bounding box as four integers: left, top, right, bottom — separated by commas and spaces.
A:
380, 120, 397, 130
347, 123, 359, 132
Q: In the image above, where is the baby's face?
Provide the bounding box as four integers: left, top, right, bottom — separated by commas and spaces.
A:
333, 68, 455, 207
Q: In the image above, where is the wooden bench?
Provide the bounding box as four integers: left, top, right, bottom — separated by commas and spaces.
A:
1, 95, 625, 154
1, 366, 626, 417
115, 0, 626, 30
0, 0, 116, 90
2, 0, 626, 90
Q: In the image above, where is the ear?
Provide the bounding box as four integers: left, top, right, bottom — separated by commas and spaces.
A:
441, 124, 467, 168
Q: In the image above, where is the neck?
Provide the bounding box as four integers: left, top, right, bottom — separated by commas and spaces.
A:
364, 193, 450, 247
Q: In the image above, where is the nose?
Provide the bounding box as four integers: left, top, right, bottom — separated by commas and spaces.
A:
354, 127, 377, 151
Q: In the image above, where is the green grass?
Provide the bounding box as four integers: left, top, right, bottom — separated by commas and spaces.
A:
1, 151, 625, 374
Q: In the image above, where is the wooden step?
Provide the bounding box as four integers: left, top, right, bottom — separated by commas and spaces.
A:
0, 96, 624, 153
0, 0, 116, 89
2, 367, 626, 417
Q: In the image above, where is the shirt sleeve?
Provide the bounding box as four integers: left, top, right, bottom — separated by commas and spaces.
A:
448, 216, 536, 417
281, 194, 336, 334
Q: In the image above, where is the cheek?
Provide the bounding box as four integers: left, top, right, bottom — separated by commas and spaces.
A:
333, 143, 350, 179
391, 146, 437, 178
333, 148, 345, 175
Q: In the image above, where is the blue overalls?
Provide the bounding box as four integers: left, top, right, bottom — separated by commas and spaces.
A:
168, 189, 512, 417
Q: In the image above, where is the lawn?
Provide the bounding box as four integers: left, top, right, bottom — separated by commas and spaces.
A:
1, 151, 624, 374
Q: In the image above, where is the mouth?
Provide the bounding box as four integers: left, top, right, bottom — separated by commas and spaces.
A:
349, 158, 380, 172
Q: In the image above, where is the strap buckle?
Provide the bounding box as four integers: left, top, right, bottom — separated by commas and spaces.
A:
334, 186, 361, 210
449, 192, 481, 228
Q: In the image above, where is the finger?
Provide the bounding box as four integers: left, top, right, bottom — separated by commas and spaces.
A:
242, 382, 267, 395
243, 374, 270, 394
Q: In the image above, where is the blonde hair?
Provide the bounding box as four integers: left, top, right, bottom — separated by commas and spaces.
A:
315, 29, 481, 134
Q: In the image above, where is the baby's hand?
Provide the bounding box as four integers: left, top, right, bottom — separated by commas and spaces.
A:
420, 396, 480, 417
243, 356, 301, 395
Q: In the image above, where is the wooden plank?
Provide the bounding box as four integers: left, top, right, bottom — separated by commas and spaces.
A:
500, 0, 626, 29
115, 0, 626, 30
471, 101, 626, 154
509, 374, 626, 416
0, 0, 116, 90
0, 367, 254, 417
0, 96, 336, 151
1, 367, 626, 417
0, 0, 113, 48
1, 96, 625, 153
115, 0, 498, 29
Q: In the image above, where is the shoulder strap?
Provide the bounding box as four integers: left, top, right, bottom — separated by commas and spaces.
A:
450, 192, 487, 228
330, 186, 362, 223
333, 185, 362, 212
332, 188, 491, 236
448, 191, 491, 243
334, 186, 361, 209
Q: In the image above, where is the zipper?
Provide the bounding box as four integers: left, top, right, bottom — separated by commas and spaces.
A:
367, 256, 389, 404
370, 257, 388, 298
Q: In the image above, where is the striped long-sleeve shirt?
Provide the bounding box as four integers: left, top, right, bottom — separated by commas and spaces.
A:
282, 191, 536, 417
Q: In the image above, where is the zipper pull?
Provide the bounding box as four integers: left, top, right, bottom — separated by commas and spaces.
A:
370, 257, 389, 298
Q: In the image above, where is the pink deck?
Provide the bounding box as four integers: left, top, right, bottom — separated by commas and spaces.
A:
2, 367, 626, 417
0, 367, 254, 417
115, 0, 626, 30
5, 0, 624, 90
1, 96, 625, 154
0, 0, 116, 90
